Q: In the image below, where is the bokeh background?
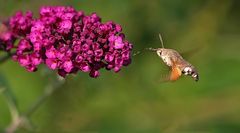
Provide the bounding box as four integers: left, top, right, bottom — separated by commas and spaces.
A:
0, 0, 240, 132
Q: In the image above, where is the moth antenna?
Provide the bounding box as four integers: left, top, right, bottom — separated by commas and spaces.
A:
158, 33, 164, 48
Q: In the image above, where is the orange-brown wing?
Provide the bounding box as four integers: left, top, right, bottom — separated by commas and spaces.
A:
157, 59, 182, 83
157, 66, 181, 83
169, 65, 182, 81
169, 57, 182, 81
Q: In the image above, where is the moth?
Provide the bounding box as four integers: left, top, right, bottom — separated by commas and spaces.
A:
146, 34, 199, 82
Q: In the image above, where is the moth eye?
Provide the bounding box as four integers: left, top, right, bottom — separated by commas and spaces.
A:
157, 51, 162, 55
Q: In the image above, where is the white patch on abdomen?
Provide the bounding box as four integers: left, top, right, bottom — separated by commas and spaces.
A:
183, 66, 192, 75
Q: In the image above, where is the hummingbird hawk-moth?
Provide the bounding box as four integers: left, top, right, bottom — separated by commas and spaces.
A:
146, 34, 199, 82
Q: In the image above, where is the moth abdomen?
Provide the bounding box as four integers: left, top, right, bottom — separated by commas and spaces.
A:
191, 72, 199, 81
182, 66, 199, 81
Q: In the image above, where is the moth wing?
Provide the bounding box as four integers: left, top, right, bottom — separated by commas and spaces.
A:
157, 58, 182, 83
158, 72, 171, 83
156, 62, 172, 83
157, 66, 181, 83
169, 65, 182, 81
180, 46, 203, 59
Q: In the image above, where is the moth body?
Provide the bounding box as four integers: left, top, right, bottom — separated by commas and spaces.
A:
156, 48, 199, 81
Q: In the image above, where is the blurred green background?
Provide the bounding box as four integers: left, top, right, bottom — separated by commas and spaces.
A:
0, 0, 240, 132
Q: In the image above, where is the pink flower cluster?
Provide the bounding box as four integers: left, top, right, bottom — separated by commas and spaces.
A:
0, 6, 132, 78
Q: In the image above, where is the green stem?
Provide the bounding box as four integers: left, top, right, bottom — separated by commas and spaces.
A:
1, 87, 20, 133
4, 76, 65, 133
25, 78, 64, 117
